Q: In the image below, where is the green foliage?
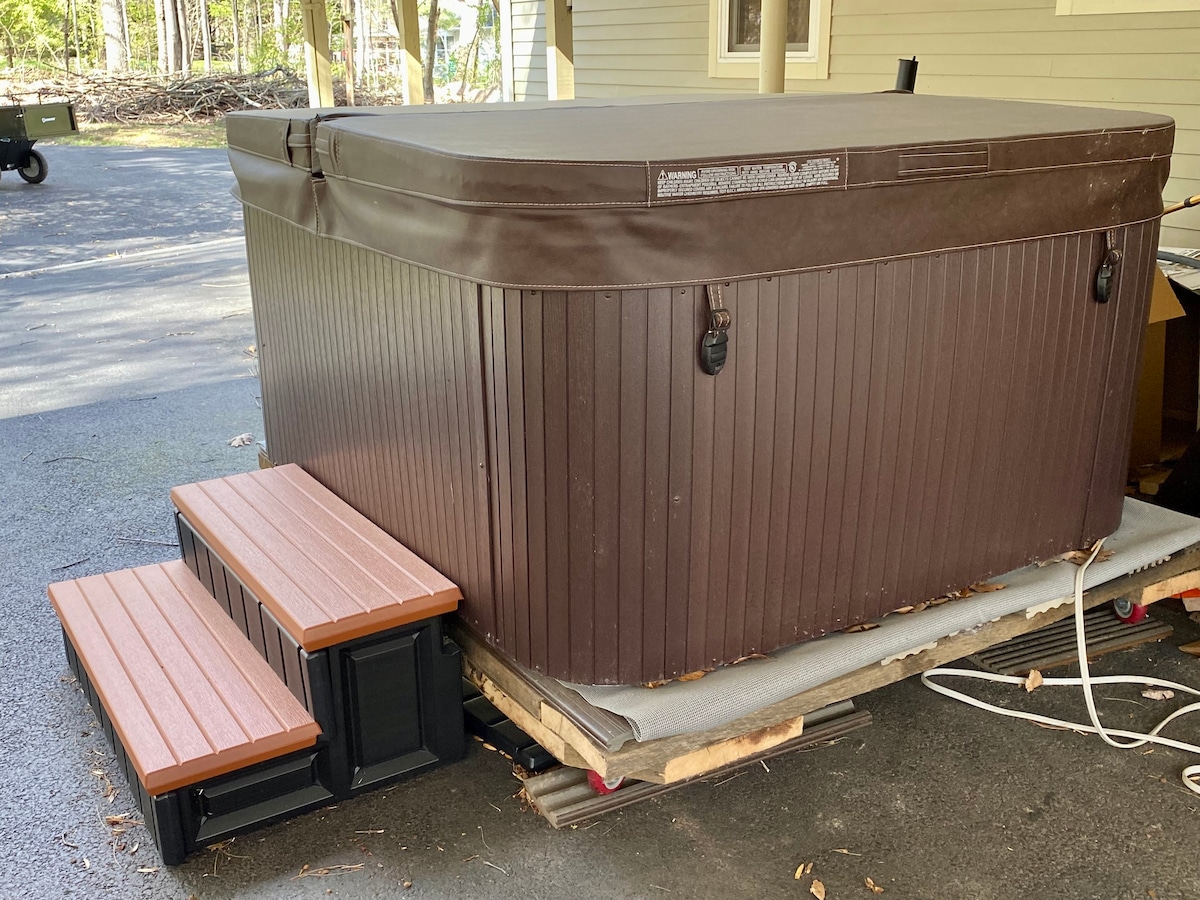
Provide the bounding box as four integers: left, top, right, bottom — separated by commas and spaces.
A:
0, 0, 66, 66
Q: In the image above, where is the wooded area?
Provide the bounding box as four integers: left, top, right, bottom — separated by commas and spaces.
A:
0, 0, 501, 107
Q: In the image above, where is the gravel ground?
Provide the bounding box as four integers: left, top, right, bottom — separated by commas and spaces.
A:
2, 145, 1199, 900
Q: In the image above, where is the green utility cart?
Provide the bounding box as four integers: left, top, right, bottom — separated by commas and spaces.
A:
0, 102, 77, 184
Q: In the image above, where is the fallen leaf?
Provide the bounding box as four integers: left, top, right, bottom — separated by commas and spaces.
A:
677, 669, 709, 682
1024, 669, 1044, 693
644, 679, 670, 689
136, 867, 159, 874
292, 863, 365, 879
1180, 640, 1200, 657
1141, 689, 1175, 701
845, 622, 880, 633
228, 433, 254, 448
866, 876, 885, 894
810, 879, 826, 900
832, 848, 862, 856
806, 862, 814, 875
794, 864, 806, 880
911, 601, 930, 614
970, 581, 1007, 593
894, 606, 915, 614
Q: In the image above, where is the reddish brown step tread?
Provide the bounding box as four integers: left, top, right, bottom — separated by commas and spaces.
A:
170, 464, 462, 651
49, 561, 321, 795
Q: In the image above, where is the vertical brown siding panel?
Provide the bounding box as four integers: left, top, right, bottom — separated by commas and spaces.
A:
378, 261, 420, 551
880, 259, 918, 609
591, 291, 621, 678
643, 287, 673, 678
833, 265, 871, 627
863, 262, 903, 614
745, 276, 780, 653
849, 263, 888, 624
763, 275, 799, 646
618, 289, 648, 683
1032, 237, 1072, 561
895, 256, 937, 605
665, 287, 696, 676
924, 252, 969, 591
566, 291, 597, 680
1085, 222, 1156, 540
725, 279, 758, 660
1046, 240, 1094, 561
961, 245, 1009, 582
487, 286, 515, 648
541, 291, 571, 677
705, 283, 739, 664
780, 271, 820, 641
503, 290, 531, 663
520, 290, 549, 672
687, 287, 717, 670
908, 255, 955, 594
461, 280, 496, 637
440, 276, 476, 601
430, 276, 466, 587
813, 269, 847, 625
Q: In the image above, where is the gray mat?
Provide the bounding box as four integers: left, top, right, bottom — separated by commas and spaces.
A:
566, 499, 1200, 741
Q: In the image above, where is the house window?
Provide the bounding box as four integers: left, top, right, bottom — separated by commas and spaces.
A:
728, 0, 811, 54
709, 0, 830, 80
1056, 0, 1200, 13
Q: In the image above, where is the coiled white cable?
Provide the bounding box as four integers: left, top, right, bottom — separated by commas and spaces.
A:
922, 539, 1200, 796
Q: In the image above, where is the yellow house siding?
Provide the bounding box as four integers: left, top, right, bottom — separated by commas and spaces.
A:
510, 0, 549, 101
570, 0, 1200, 245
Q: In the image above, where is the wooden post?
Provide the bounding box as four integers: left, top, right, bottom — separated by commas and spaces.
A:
395, 0, 424, 105
545, 0, 574, 101
342, 7, 356, 106
301, 0, 335, 108
758, 0, 786, 94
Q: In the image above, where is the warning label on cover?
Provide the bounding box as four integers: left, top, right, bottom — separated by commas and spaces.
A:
651, 155, 845, 202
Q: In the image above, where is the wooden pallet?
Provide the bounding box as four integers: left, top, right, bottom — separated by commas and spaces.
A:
457, 542, 1200, 789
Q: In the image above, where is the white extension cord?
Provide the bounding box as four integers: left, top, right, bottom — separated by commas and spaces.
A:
922, 539, 1200, 796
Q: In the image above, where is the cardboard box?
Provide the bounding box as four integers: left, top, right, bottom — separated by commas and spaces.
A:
1130, 259, 1191, 469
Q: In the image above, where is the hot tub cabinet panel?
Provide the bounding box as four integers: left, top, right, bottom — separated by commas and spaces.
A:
230, 94, 1172, 684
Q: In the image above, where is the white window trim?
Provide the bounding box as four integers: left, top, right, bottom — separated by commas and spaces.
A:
708, 0, 832, 81
1056, 0, 1200, 13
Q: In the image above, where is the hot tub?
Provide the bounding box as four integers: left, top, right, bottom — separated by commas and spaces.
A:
227, 93, 1172, 684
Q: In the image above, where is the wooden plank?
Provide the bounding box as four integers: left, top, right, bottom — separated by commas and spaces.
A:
51, 562, 321, 795
1140, 570, 1200, 605
460, 545, 1200, 784
172, 465, 461, 650
527, 707, 872, 829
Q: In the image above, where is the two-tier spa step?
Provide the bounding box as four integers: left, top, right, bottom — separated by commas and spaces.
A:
170, 464, 467, 803
51, 561, 328, 865
52, 463, 468, 865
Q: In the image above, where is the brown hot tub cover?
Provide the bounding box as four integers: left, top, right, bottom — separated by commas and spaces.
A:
228, 93, 1173, 684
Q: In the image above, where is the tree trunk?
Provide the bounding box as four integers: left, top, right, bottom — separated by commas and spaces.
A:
231, 0, 242, 72
101, 0, 123, 71
342, 0, 356, 105
199, 0, 212, 72
70, 0, 82, 72
273, 0, 287, 52
423, 0, 438, 103
155, 0, 167, 72
175, 0, 191, 71
120, 0, 131, 67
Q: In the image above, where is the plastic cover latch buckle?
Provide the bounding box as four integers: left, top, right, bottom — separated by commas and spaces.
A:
1095, 229, 1122, 304
700, 284, 731, 376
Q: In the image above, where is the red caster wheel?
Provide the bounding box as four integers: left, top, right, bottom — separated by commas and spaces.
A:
1113, 596, 1148, 624
586, 770, 626, 795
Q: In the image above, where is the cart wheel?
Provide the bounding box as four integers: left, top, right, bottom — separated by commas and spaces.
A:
1113, 596, 1148, 624
18, 149, 48, 184
586, 770, 626, 795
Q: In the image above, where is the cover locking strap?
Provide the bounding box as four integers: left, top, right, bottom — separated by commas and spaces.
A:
701, 284, 731, 376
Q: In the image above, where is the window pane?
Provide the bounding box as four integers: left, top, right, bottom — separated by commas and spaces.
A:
730, 0, 811, 51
